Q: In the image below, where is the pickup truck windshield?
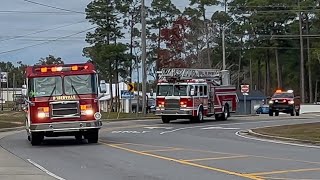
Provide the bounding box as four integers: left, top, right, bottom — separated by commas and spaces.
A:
272, 93, 294, 98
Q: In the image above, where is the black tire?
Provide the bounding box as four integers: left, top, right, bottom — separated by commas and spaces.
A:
161, 116, 170, 123
296, 111, 300, 116
195, 107, 204, 123
75, 134, 82, 141
30, 132, 43, 146
86, 129, 99, 144
275, 111, 279, 116
220, 105, 229, 121
269, 110, 273, 116
290, 110, 295, 116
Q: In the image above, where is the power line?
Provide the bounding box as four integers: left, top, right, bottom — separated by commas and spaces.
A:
0, 20, 87, 43
0, 26, 96, 55
23, 0, 85, 14
0, 10, 81, 14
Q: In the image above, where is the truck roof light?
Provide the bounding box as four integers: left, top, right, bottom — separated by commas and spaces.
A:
41, 67, 47, 73
287, 90, 293, 93
275, 90, 282, 93
71, 65, 78, 71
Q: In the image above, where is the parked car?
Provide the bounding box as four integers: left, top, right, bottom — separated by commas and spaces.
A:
256, 105, 269, 114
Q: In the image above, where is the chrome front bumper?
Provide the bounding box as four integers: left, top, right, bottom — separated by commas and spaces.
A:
155, 109, 192, 116
29, 120, 102, 132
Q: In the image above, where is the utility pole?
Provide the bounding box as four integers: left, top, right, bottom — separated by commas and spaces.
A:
222, 28, 226, 70
298, 1, 305, 103
141, 0, 147, 115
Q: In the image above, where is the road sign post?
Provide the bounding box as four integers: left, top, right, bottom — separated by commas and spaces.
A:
241, 85, 250, 114
127, 83, 134, 113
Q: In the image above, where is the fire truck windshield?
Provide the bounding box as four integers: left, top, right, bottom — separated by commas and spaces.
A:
29, 76, 63, 97
29, 74, 97, 97
157, 85, 188, 96
64, 74, 97, 95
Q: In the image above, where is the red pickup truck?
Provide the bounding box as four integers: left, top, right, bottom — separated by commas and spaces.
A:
268, 90, 300, 116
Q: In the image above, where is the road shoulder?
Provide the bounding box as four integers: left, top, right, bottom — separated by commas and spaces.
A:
0, 131, 56, 180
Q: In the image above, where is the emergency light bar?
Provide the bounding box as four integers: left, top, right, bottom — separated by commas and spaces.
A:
159, 68, 221, 79
34, 65, 89, 73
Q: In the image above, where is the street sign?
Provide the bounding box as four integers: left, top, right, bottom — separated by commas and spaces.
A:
121, 90, 134, 99
0, 72, 7, 83
127, 83, 134, 92
241, 84, 249, 93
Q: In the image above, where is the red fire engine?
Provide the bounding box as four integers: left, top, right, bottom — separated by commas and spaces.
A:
22, 62, 106, 145
155, 68, 238, 123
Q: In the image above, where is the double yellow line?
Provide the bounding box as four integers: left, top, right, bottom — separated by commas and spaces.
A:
100, 142, 263, 180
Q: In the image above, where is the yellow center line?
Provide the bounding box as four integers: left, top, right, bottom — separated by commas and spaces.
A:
246, 167, 320, 176
182, 155, 249, 162
141, 148, 183, 153
258, 176, 318, 180
101, 140, 320, 166
100, 142, 263, 180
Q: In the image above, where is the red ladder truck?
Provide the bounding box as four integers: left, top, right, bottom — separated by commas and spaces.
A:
22, 62, 107, 145
155, 68, 238, 123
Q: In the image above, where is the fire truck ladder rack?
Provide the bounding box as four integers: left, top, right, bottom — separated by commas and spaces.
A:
158, 68, 222, 85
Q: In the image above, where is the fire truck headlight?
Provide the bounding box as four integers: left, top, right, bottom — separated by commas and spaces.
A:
180, 102, 187, 107
269, 100, 274, 104
37, 107, 49, 118
37, 112, 46, 118
85, 109, 94, 116
288, 100, 294, 104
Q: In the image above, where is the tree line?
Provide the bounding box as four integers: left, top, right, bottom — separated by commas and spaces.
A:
1, 0, 320, 104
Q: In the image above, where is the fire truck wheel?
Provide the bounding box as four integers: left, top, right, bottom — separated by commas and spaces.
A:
275, 111, 279, 116
197, 108, 204, 123
296, 111, 300, 116
220, 106, 228, 121
75, 134, 82, 141
86, 129, 99, 143
161, 116, 170, 123
30, 132, 44, 146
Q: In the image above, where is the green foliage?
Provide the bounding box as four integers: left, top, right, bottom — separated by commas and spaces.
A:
36, 55, 64, 65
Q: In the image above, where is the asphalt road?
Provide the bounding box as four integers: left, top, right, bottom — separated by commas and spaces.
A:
1, 114, 320, 180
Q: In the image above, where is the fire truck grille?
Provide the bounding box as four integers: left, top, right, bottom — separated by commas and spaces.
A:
165, 99, 180, 110
51, 101, 80, 118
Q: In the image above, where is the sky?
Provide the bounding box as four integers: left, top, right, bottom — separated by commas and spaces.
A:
0, 0, 221, 68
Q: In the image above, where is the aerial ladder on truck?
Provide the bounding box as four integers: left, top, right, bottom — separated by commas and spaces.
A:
156, 68, 237, 123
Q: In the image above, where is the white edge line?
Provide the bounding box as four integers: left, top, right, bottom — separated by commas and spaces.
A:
159, 118, 311, 135
235, 131, 320, 149
27, 159, 66, 180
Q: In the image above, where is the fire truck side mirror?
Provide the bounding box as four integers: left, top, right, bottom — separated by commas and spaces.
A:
21, 85, 27, 97
99, 80, 107, 94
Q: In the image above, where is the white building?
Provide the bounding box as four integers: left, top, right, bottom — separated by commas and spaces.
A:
0, 88, 22, 102
98, 82, 155, 112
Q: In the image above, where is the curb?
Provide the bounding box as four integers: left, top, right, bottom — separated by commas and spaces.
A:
246, 129, 320, 145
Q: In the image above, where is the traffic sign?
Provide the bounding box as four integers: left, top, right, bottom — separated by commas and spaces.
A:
127, 83, 134, 92
241, 84, 250, 93
121, 90, 134, 99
